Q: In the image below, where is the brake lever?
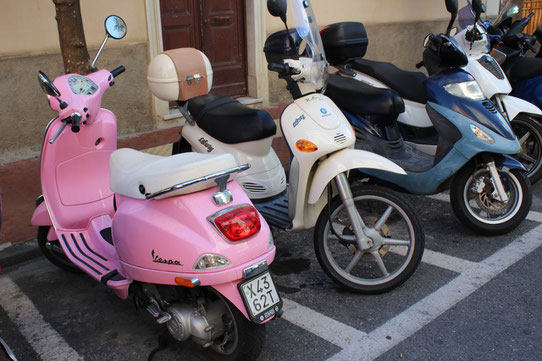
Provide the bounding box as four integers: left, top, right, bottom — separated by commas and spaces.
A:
49, 118, 69, 144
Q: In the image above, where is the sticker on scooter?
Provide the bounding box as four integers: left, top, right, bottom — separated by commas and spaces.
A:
320, 108, 332, 117
152, 250, 183, 266
293, 114, 306, 127
198, 137, 214, 152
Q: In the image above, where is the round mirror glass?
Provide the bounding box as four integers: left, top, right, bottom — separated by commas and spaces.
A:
37, 71, 61, 97
105, 15, 127, 40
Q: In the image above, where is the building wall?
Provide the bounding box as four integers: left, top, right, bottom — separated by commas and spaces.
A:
0, 0, 151, 164
0, 0, 500, 163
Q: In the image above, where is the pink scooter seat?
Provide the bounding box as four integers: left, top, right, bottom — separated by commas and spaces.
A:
110, 148, 238, 199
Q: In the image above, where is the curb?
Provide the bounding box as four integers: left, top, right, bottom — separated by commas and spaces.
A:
0, 238, 42, 271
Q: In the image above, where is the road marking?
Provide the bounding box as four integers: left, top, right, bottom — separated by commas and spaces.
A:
426, 193, 542, 223
0, 275, 82, 361
420, 249, 481, 274
281, 298, 367, 349
328, 222, 542, 361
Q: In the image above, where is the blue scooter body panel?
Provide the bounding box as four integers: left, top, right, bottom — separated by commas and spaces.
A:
356, 69, 521, 194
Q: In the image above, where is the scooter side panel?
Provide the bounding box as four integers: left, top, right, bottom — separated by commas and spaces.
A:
113, 181, 273, 276
41, 109, 117, 231
499, 94, 542, 120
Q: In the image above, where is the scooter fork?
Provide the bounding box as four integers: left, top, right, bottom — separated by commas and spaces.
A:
488, 161, 510, 203
334, 173, 390, 275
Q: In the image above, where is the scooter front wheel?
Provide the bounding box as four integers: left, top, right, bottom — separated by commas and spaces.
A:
205, 298, 266, 361
450, 166, 532, 235
37, 226, 81, 273
314, 185, 424, 294
511, 115, 542, 184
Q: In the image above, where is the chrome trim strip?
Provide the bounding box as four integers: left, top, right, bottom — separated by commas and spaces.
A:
145, 163, 250, 199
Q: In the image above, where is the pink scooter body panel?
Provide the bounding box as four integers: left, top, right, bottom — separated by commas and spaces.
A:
113, 181, 272, 275
40, 109, 117, 230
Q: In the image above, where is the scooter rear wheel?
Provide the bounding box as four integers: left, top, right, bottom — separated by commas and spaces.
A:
37, 226, 81, 273
511, 115, 542, 184
314, 185, 424, 294
450, 166, 532, 235
205, 298, 266, 361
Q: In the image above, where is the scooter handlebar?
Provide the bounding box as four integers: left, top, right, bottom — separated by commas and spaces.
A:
110, 66, 125, 78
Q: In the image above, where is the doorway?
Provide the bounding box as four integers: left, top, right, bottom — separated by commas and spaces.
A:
160, 0, 248, 97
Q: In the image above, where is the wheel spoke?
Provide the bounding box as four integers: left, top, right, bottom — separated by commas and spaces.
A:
382, 238, 411, 246
344, 250, 363, 273
519, 152, 537, 164
374, 206, 393, 231
519, 132, 531, 146
328, 234, 356, 242
371, 250, 389, 276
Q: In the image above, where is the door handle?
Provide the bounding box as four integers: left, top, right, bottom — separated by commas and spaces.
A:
213, 15, 232, 22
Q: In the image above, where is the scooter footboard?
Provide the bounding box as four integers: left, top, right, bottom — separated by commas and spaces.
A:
307, 148, 406, 204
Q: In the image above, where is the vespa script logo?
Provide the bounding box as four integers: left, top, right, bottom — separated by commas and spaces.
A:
198, 137, 214, 152
152, 249, 183, 266
293, 114, 306, 128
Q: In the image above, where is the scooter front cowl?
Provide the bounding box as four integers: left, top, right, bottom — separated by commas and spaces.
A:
112, 181, 275, 285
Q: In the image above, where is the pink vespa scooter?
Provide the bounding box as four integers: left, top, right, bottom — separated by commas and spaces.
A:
31, 15, 281, 361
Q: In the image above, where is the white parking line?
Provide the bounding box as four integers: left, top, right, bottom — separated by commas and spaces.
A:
281, 298, 367, 349
0, 276, 82, 361
327, 222, 542, 361
420, 249, 482, 274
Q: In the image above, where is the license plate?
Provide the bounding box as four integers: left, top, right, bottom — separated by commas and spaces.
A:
239, 271, 282, 323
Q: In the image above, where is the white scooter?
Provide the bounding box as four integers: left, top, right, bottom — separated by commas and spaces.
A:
153, 0, 426, 294
453, 0, 542, 183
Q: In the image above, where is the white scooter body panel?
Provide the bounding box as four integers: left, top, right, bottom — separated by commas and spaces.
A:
498, 94, 542, 120
455, 27, 512, 98
182, 124, 287, 199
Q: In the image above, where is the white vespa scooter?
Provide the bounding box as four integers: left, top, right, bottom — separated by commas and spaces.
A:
454, 0, 542, 183
151, 0, 425, 294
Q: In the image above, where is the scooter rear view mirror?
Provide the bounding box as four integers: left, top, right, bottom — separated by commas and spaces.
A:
92, 15, 128, 69
105, 15, 127, 40
471, 0, 487, 16
38, 71, 61, 97
267, 0, 287, 23
445, 0, 459, 15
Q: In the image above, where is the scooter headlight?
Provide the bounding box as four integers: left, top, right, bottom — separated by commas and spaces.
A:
443, 81, 485, 101
193, 254, 231, 270
471, 124, 495, 144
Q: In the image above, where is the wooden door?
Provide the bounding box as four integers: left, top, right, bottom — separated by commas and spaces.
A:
160, 0, 248, 97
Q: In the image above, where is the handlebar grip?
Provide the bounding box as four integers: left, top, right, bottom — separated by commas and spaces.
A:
268, 63, 290, 76
110, 66, 125, 78
416, 61, 425, 69
71, 113, 81, 133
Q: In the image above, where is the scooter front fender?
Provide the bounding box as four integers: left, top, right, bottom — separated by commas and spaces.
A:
31, 202, 53, 226
307, 148, 406, 204
496, 154, 528, 172
500, 94, 542, 121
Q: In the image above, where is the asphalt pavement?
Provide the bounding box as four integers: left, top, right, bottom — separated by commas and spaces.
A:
0, 182, 541, 361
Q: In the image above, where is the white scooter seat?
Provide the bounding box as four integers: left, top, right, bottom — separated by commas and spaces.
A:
110, 148, 238, 200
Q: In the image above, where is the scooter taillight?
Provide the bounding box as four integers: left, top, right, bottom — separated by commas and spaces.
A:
209, 205, 261, 241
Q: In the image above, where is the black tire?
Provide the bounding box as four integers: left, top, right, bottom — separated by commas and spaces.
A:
450, 165, 532, 235
37, 226, 81, 273
171, 137, 192, 155
314, 185, 424, 294
511, 115, 542, 184
205, 299, 266, 361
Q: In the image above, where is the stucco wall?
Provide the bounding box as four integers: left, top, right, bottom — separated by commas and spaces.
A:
0, 43, 153, 164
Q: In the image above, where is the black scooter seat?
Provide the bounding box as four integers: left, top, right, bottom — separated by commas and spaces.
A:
188, 94, 276, 144
508, 56, 542, 80
326, 74, 405, 122
351, 59, 428, 104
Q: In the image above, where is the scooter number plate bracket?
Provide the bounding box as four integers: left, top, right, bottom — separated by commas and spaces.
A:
238, 270, 283, 324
